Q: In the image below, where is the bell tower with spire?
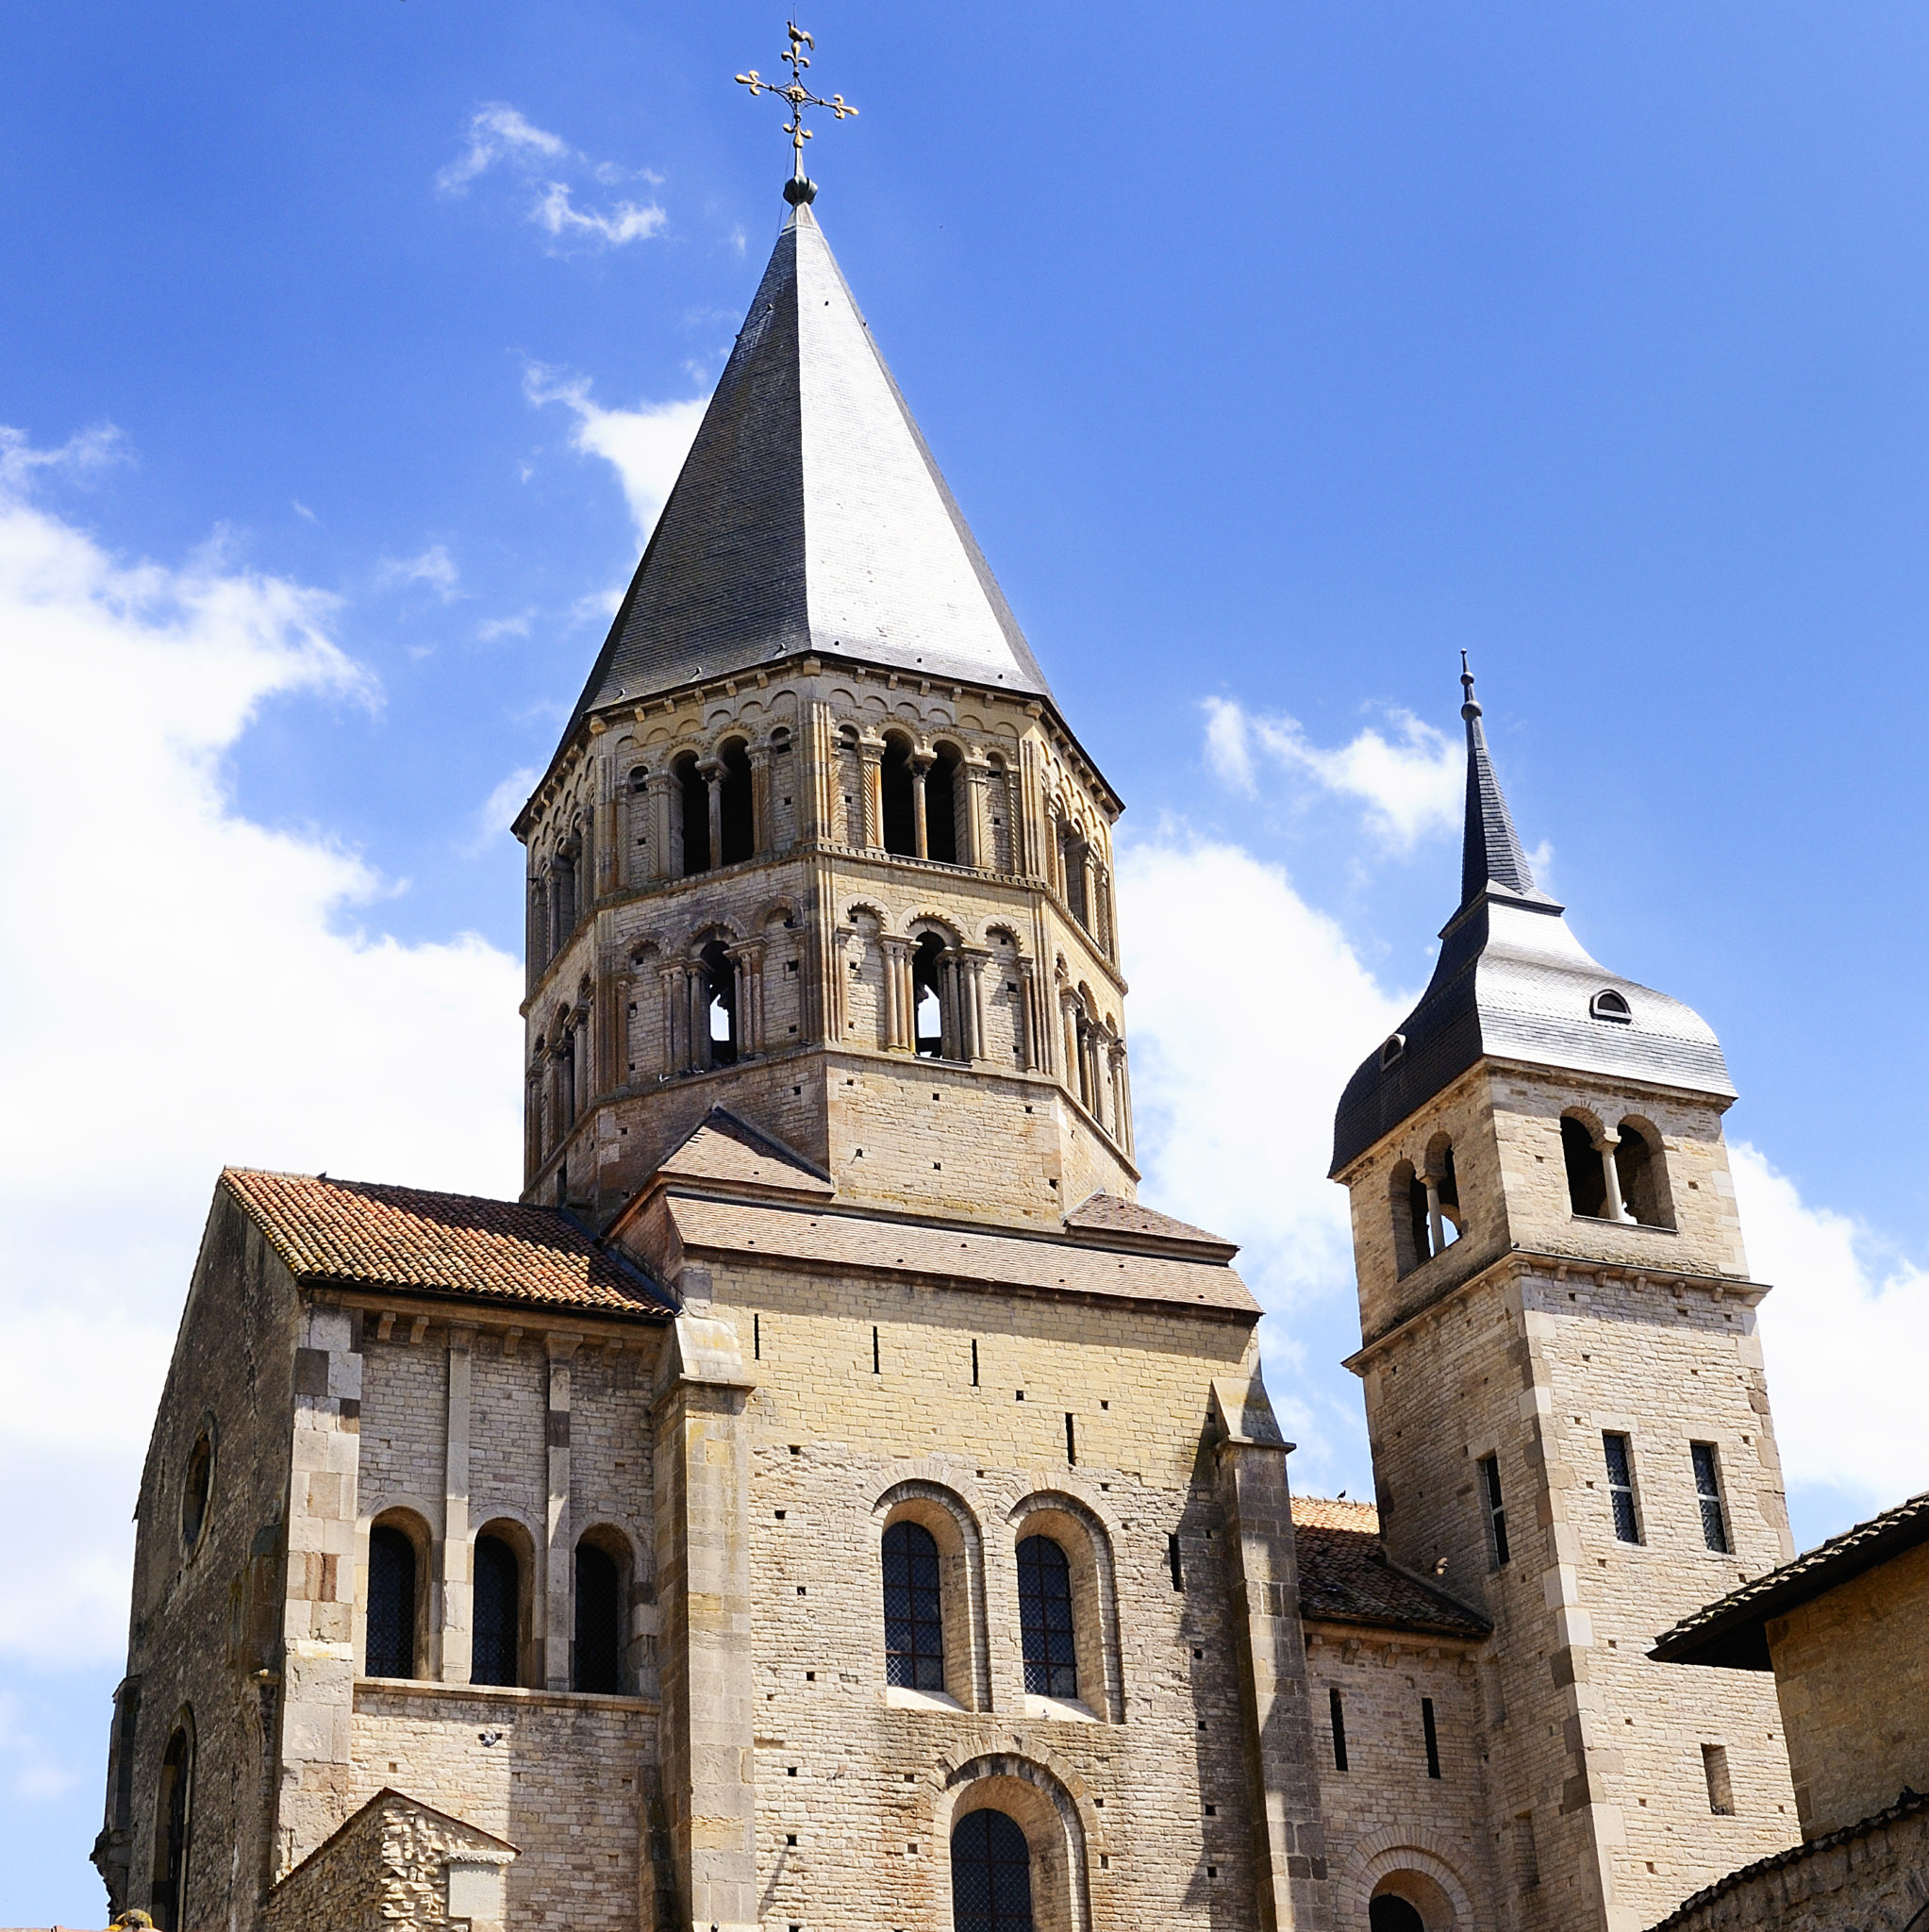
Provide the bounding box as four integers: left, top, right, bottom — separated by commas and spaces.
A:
1330, 669, 1802, 1929
514, 171, 1135, 1230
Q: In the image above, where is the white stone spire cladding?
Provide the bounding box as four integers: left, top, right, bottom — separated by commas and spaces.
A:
563, 201, 1053, 733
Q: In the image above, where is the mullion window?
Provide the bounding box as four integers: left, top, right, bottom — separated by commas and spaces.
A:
1691, 1443, 1730, 1553
882, 1521, 946, 1690
1603, 1433, 1640, 1543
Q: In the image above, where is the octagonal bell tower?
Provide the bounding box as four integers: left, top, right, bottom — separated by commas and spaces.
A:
1329, 669, 1801, 1930
514, 200, 1135, 1230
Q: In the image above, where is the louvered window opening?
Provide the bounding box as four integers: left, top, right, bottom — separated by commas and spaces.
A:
951, 1808, 1034, 1932
1017, 1535, 1077, 1699
883, 1521, 945, 1690
366, 1525, 416, 1679
1603, 1434, 1640, 1544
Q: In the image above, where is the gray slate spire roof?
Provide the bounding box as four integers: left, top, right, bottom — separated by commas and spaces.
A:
562, 202, 1054, 732
1330, 672, 1734, 1175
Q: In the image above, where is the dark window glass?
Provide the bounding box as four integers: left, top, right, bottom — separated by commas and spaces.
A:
181, 1433, 212, 1549
1370, 1897, 1426, 1932
1692, 1443, 1730, 1553
365, 1526, 416, 1678
882, 1521, 945, 1690
1481, 1454, 1510, 1567
1017, 1536, 1077, 1699
1604, 1434, 1640, 1543
152, 1724, 193, 1932
574, 1542, 623, 1693
473, 1534, 521, 1686
951, 1807, 1034, 1932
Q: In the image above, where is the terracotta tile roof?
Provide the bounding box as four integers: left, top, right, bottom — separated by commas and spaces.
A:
1063, 1192, 1238, 1257
659, 1196, 1260, 1316
221, 1169, 673, 1319
1650, 1488, 1929, 1670
1292, 1497, 1490, 1640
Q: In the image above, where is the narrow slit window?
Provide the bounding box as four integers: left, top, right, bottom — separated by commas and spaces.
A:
1065, 1413, 1077, 1466
1422, 1695, 1440, 1778
1603, 1433, 1639, 1543
971, 1339, 979, 1387
1480, 1455, 1510, 1568
1702, 1742, 1735, 1815
872, 1325, 880, 1374
1330, 1687, 1348, 1772
1167, 1533, 1184, 1591
1692, 1442, 1730, 1552
753, 1312, 761, 1360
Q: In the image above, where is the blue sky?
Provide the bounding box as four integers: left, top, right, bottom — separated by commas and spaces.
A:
8, 2, 1929, 1918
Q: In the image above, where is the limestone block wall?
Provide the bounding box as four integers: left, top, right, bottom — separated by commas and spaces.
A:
346, 1685, 654, 1931
105, 1188, 301, 1925
1763, 1539, 1929, 1839
1343, 1070, 1749, 1348
1648, 1802, 1929, 1932
1355, 1261, 1796, 1931
689, 1250, 1322, 1931
1304, 1626, 1499, 1932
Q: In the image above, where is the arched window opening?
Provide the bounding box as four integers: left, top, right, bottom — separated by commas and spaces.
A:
951, 1808, 1034, 1932
701, 938, 739, 1067
628, 765, 647, 795
1016, 1536, 1077, 1699
1562, 1115, 1608, 1218
365, 1524, 417, 1679
151, 1720, 193, 1932
881, 736, 918, 857
1433, 1142, 1463, 1246
1060, 828, 1089, 928
180, 1429, 212, 1552
675, 754, 710, 877
1616, 1117, 1672, 1228
927, 743, 962, 864
473, 1533, 521, 1687
1401, 1163, 1432, 1273
573, 1539, 623, 1694
914, 933, 950, 1059
882, 1520, 944, 1690
554, 841, 578, 938
718, 739, 755, 865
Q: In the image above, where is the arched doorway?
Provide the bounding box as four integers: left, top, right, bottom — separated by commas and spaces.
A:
1368, 1868, 1455, 1932
1370, 1897, 1426, 1932
952, 1807, 1034, 1932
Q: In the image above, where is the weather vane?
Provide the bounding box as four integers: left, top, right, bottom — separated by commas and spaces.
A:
736, 22, 858, 206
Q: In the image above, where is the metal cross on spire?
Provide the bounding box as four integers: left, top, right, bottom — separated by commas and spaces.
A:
736, 22, 858, 207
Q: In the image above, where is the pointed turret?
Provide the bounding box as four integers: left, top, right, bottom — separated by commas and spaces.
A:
1330, 666, 1732, 1174
561, 203, 1053, 738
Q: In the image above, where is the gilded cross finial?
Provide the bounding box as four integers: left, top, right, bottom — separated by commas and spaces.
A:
736, 22, 858, 207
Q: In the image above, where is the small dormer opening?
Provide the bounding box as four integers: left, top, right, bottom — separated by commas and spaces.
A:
1379, 1033, 1405, 1070
1590, 988, 1633, 1023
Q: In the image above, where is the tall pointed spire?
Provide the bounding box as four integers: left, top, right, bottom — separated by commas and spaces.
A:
1458, 655, 1538, 908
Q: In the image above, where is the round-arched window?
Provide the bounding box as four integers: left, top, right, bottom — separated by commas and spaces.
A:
180, 1431, 213, 1552
951, 1807, 1033, 1932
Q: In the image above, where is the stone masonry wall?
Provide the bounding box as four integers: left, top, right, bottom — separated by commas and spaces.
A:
109, 1188, 300, 1926
1355, 1254, 1797, 1932
689, 1246, 1326, 1932
1764, 1538, 1929, 1839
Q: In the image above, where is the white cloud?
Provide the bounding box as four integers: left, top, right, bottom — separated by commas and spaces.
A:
1118, 828, 1409, 1482
1734, 1143, 1929, 1529
525, 367, 708, 543
437, 103, 568, 193
462, 765, 540, 858
0, 434, 523, 1667
379, 541, 460, 601
533, 181, 667, 248
0, 422, 125, 491
439, 104, 667, 254
477, 610, 532, 642
1204, 695, 1462, 849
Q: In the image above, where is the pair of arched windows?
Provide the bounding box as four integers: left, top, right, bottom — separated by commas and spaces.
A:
674, 742, 756, 876
1560, 1112, 1672, 1227
364, 1521, 627, 1693
881, 735, 963, 863
1391, 1141, 1464, 1277
882, 1524, 1078, 1702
